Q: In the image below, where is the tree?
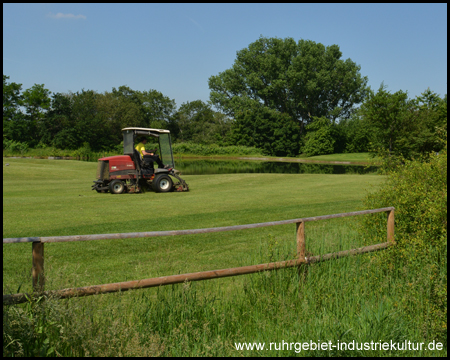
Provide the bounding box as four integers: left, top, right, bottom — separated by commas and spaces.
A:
303, 117, 335, 156
172, 100, 232, 144
22, 84, 51, 120
406, 89, 447, 156
40, 92, 75, 148
21, 84, 52, 147
96, 90, 145, 147
138, 89, 176, 129
3, 75, 24, 146
211, 111, 233, 145
209, 36, 368, 149
173, 100, 213, 143
3, 75, 23, 121
3, 79, 51, 147
229, 104, 300, 157
360, 84, 410, 157
362, 86, 447, 161
68, 89, 109, 151
337, 112, 373, 153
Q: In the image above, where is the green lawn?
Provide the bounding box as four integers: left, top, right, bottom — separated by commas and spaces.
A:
3, 158, 384, 292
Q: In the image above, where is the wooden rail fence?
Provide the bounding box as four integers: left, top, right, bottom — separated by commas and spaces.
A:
3, 207, 394, 305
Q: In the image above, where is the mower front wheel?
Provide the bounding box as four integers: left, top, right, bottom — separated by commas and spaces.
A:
109, 179, 126, 194
152, 174, 173, 193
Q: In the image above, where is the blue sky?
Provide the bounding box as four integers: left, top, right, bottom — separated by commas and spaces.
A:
3, 3, 447, 109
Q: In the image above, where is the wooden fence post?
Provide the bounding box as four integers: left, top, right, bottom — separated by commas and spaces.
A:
32, 242, 45, 292
296, 222, 306, 262
387, 209, 395, 245
296, 221, 307, 290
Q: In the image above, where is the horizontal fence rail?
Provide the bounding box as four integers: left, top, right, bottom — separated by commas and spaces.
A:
3, 207, 395, 305
3, 207, 394, 244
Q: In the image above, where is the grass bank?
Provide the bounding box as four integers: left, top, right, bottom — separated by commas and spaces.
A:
3, 158, 445, 356
298, 152, 379, 163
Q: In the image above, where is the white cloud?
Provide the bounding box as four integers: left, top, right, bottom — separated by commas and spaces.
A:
47, 12, 87, 20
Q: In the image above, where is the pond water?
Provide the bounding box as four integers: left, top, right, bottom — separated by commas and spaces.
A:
174, 159, 378, 175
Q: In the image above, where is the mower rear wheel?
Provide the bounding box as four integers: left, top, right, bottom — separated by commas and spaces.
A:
109, 179, 126, 194
152, 174, 173, 193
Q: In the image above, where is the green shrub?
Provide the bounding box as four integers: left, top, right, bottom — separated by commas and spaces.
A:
3, 140, 29, 154
303, 117, 335, 157
3, 138, 13, 150
73, 142, 91, 160
359, 142, 447, 341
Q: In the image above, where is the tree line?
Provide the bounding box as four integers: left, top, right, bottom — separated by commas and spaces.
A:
2, 80, 232, 152
3, 36, 447, 160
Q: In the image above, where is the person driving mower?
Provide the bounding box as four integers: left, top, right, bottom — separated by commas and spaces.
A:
135, 136, 169, 169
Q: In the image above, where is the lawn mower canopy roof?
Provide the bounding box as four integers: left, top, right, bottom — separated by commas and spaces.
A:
122, 127, 170, 138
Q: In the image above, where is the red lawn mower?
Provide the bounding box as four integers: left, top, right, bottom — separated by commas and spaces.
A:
91, 127, 189, 194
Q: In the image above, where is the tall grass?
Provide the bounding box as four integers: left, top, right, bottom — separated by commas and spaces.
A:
3, 219, 446, 356
3, 218, 446, 356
